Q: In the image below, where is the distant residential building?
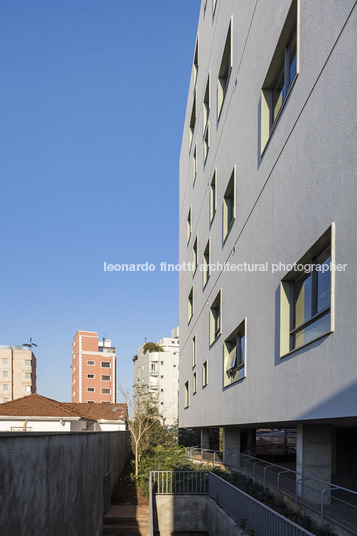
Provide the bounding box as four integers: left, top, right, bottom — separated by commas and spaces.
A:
72, 331, 116, 403
134, 328, 179, 426
0, 393, 127, 432
0, 346, 37, 403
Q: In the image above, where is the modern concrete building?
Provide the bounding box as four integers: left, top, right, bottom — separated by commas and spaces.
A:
72, 331, 116, 403
0, 346, 37, 403
134, 328, 179, 426
179, 0, 357, 487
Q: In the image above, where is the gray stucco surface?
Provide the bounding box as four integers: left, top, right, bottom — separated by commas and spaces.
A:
0, 431, 130, 536
179, 0, 357, 429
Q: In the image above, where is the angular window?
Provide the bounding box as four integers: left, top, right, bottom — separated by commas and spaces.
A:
204, 123, 210, 162
203, 75, 210, 133
193, 372, 197, 394
25, 372, 31, 379
87, 360, 95, 366
184, 381, 189, 408
223, 169, 236, 240
218, 19, 232, 118
193, 39, 199, 87
25, 385, 31, 393
203, 361, 208, 387
261, 0, 298, 153
187, 208, 192, 244
210, 170, 217, 223
101, 375, 111, 381
3, 358, 9, 365
210, 291, 221, 344
224, 320, 246, 387
192, 336, 196, 367
87, 374, 95, 379
101, 388, 111, 394
87, 387, 95, 392
189, 92, 197, 150
24, 360, 31, 367
193, 236, 198, 274
188, 288, 194, 323
3, 385, 8, 391
193, 145, 197, 184
101, 362, 111, 368
203, 240, 210, 288
280, 225, 333, 356
3, 371, 8, 378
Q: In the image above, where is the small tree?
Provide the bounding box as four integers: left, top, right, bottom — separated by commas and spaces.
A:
120, 384, 161, 478
143, 342, 164, 353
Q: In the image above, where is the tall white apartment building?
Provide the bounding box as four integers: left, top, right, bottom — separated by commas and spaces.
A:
134, 328, 179, 426
0, 346, 37, 402
179, 0, 357, 490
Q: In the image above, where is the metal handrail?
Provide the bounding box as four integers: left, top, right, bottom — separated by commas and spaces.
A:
186, 447, 357, 533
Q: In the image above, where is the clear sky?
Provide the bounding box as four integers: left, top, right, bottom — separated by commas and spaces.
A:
0, 0, 201, 401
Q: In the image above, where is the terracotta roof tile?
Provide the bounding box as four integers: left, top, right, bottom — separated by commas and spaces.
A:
0, 394, 127, 422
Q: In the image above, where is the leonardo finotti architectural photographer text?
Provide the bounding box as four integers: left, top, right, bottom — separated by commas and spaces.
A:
103, 261, 347, 273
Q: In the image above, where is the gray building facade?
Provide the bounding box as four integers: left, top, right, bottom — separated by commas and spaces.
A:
179, 0, 357, 483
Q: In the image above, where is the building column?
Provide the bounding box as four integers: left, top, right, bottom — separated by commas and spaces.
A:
223, 427, 241, 465
201, 428, 210, 450
296, 424, 332, 504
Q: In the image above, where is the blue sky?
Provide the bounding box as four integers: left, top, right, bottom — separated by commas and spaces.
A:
0, 0, 200, 400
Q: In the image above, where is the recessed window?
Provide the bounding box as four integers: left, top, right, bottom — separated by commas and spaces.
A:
24, 360, 31, 367
193, 236, 198, 274
185, 381, 189, 408
88, 401, 95, 403
193, 145, 197, 184
87, 387, 95, 392
193, 372, 197, 394
3, 398, 8, 403
188, 287, 194, 323
101, 374, 111, 381
203, 75, 210, 134
223, 168, 236, 241
101, 362, 111, 368
224, 320, 246, 387
218, 19, 232, 118
189, 92, 197, 150
87, 360, 95, 366
204, 123, 210, 162
87, 374, 95, 379
192, 336, 196, 368
3, 358, 9, 365
261, 0, 298, 153
25, 385, 31, 393
25, 372, 31, 379
3, 385, 9, 391
193, 39, 199, 87
3, 371, 8, 378
210, 170, 217, 223
203, 240, 210, 288
280, 226, 333, 356
210, 291, 221, 344
101, 388, 111, 394
187, 208, 192, 244
203, 361, 208, 387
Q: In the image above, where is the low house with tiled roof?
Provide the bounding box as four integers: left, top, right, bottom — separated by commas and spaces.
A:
0, 393, 127, 432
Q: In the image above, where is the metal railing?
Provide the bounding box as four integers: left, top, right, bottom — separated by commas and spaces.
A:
149, 470, 315, 536
150, 470, 209, 494
210, 472, 315, 536
186, 447, 357, 534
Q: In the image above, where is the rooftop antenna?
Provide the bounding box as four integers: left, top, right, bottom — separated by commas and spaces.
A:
22, 337, 38, 350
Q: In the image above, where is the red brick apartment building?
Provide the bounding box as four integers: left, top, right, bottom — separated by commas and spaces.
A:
71, 331, 116, 403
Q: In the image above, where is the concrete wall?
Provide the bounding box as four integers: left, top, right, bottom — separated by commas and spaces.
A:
0, 430, 130, 536
0, 347, 36, 402
155, 495, 247, 536
179, 0, 357, 430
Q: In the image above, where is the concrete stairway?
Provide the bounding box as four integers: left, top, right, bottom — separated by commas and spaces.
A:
101, 504, 150, 536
